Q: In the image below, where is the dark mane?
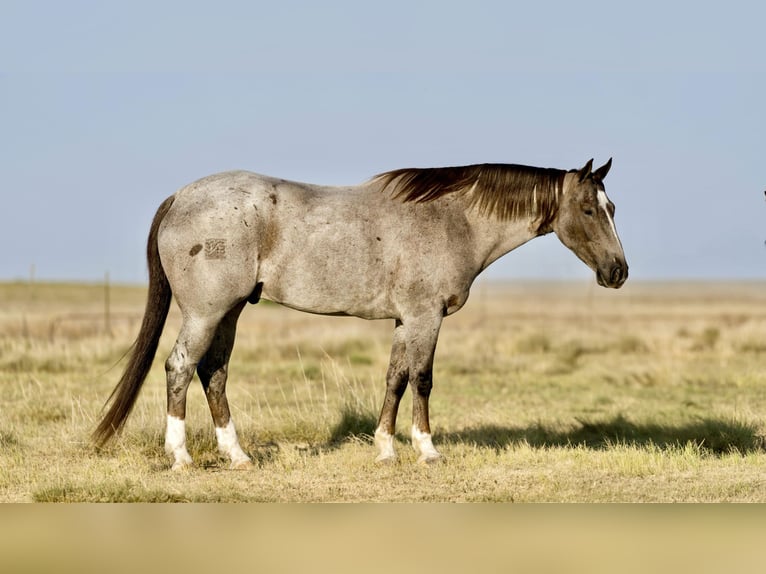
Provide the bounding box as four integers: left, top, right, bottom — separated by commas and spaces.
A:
373, 163, 566, 230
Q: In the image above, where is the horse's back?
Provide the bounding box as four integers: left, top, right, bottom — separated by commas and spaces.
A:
157, 171, 392, 317
157, 170, 475, 320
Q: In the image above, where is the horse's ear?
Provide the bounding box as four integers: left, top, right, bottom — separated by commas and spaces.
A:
578, 159, 594, 182
593, 158, 612, 181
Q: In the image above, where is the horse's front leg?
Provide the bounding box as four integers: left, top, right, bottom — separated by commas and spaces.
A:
374, 320, 408, 462
405, 313, 443, 464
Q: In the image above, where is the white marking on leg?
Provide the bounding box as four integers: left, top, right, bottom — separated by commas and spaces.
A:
215, 419, 252, 469
165, 415, 193, 471
374, 426, 397, 463
411, 425, 441, 464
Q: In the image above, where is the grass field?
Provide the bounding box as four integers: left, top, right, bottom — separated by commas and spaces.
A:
1, 279, 766, 502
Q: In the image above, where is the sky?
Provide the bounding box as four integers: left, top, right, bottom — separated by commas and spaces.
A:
1, 1, 764, 284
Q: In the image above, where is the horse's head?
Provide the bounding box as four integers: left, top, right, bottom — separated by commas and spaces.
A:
553, 158, 628, 288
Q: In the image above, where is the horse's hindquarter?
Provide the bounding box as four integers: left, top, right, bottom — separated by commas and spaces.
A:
160, 171, 478, 320
157, 171, 270, 314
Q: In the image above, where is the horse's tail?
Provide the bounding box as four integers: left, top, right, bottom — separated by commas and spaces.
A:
93, 195, 175, 447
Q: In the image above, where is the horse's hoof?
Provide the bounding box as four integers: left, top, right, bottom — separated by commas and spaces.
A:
230, 459, 253, 470
375, 453, 397, 464
170, 460, 193, 471
417, 453, 443, 465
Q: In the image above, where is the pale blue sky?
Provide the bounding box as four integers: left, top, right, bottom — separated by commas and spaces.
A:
2, 1, 764, 283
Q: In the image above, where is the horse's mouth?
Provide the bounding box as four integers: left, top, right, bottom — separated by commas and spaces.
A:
596, 262, 628, 289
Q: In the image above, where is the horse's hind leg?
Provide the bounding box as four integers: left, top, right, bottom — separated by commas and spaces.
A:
164, 314, 222, 470
197, 301, 251, 470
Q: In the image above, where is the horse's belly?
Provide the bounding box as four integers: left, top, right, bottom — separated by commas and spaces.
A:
259, 253, 396, 320
261, 283, 395, 320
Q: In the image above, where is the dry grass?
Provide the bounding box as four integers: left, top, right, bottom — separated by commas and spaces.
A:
2, 279, 766, 502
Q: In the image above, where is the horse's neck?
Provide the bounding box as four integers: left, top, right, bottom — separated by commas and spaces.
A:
466, 210, 542, 273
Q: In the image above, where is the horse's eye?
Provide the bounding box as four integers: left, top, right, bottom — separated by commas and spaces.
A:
583, 208, 594, 216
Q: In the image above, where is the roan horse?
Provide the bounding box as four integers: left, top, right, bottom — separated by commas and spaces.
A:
94, 158, 627, 469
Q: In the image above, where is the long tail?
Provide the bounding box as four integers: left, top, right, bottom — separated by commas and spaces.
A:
93, 195, 176, 447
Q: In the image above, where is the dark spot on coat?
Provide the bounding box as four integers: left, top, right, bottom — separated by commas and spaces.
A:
376, 236, 381, 241
259, 218, 279, 259
443, 294, 461, 316
412, 369, 433, 396
189, 244, 203, 257
269, 193, 277, 205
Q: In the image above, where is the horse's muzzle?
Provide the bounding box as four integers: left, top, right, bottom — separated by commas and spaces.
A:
597, 260, 628, 289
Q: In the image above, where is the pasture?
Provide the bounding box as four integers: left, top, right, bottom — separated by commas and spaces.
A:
1, 279, 765, 502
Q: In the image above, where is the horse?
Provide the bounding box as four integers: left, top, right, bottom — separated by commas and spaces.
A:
93, 158, 627, 469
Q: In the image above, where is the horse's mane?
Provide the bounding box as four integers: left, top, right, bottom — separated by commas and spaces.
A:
373, 163, 566, 230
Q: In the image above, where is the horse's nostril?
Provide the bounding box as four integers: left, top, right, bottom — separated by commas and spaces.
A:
610, 265, 624, 285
